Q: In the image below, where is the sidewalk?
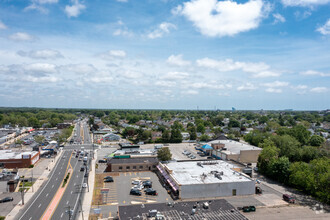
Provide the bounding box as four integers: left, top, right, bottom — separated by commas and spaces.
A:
78, 149, 97, 220
6, 149, 64, 220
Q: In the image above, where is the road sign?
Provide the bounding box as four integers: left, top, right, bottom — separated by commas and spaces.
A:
100, 188, 109, 194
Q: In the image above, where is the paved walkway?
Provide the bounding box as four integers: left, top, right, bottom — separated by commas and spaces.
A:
78, 149, 97, 220
6, 149, 63, 220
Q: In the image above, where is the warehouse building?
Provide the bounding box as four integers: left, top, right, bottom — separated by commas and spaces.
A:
209, 140, 262, 163
157, 160, 255, 200
0, 150, 40, 169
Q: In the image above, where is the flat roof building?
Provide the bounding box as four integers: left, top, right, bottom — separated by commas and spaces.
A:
157, 160, 255, 199
106, 157, 158, 172
0, 150, 40, 169
208, 140, 262, 163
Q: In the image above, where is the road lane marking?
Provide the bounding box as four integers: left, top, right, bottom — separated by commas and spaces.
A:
52, 184, 54, 188
61, 213, 64, 218
71, 191, 73, 194
29, 217, 32, 220
56, 178, 58, 181
18, 151, 65, 220
38, 204, 41, 208
67, 201, 69, 205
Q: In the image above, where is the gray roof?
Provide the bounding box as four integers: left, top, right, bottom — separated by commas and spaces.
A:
109, 157, 158, 164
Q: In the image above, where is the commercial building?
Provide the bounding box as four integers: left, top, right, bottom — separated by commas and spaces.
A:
209, 140, 262, 163
157, 160, 255, 200
102, 133, 120, 141
105, 157, 158, 172
0, 150, 40, 168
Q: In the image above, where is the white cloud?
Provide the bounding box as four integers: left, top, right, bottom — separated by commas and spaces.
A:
190, 82, 227, 90
24, 63, 57, 74
300, 70, 330, 76
281, 0, 330, 7
196, 57, 279, 78
9, 32, 35, 41
265, 88, 282, 93
65, 0, 86, 18
167, 54, 191, 66
310, 87, 328, 93
61, 64, 96, 74
155, 81, 176, 87
147, 22, 176, 39
273, 13, 286, 24
25, 0, 59, 13
263, 81, 289, 87
120, 70, 143, 79
17, 49, 63, 59
99, 50, 126, 59
161, 71, 189, 81
317, 19, 330, 35
113, 29, 134, 37
237, 83, 257, 91
175, 0, 270, 37
0, 21, 7, 30
182, 90, 199, 95
25, 75, 60, 83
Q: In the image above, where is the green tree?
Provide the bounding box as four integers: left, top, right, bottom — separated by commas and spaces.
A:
309, 135, 325, 147
268, 156, 291, 183
196, 124, 205, 134
200, 134, 209, 141
28, 117, 41, 128
34, 135, 45, 144
162, 130, 170, 143
228, 119, 240, 128
170, 129, 182, 143
157, 147, 172, 161
258, 139, 280, 173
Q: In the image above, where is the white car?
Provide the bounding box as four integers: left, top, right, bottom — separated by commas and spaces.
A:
82, 183, 88, 188
131, 180, 142, 185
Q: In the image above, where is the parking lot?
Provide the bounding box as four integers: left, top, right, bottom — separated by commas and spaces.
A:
141, 143, 205, 161
91, 171, 173, 218
0, 192, 21, 217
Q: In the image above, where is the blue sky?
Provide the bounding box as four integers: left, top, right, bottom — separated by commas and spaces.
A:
0, 0, 329, 110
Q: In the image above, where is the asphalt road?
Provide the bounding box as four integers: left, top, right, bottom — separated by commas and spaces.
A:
16, 150, 72, 220
16, 120, 92, 220
51, 121, 92, 220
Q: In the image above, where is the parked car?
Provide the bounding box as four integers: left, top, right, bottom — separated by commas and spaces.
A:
98, 159, 107, 163
82, 183, 87, 188
283, 194, 295, 203
145, 188, 158, 195
143, 180, 152, 188
132, 180, 142, 185
242, 206, 256, 212
84, 173, 88, 178
130, 189, 142, 196
104, 176, 114, 182
132, 184, 143, 190
80, 167, 85, 172
255, 186, 262, 194
0, 197, 13, 203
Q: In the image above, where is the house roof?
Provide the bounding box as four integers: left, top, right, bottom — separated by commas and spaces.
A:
109, 157, 158, 164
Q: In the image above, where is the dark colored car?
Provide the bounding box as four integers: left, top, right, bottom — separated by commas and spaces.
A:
84, 173, 89, 177
0, 197, 14, 203
130, 189, 142, 196
104, 177, 114, 182
145, 188, 158, 195
242, 206, 256, 212
283, 194, 295, 203
143, 180, 152, 188
80, 167, 85, 172
98, 159, 107, 163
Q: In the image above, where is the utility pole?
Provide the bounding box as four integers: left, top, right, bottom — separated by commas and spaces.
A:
79, 199, 84, 220
21, 176, 25, 205
66, 205, 72, 220
31, 169, 34, 192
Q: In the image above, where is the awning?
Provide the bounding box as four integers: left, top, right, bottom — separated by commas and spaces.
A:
157, 165, 179, 191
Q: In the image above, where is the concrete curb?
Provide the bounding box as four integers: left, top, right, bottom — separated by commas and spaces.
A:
78, 149, 97, 220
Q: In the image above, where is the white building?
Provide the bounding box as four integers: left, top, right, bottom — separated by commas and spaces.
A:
157, 160, 255, 199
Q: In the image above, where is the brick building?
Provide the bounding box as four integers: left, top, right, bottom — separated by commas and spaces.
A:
105, 157, 158, 172
0, 150, 40, 169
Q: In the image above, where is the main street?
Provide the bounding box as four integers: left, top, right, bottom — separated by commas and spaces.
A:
51, 121, 92, 220
15, 120, 93, 220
